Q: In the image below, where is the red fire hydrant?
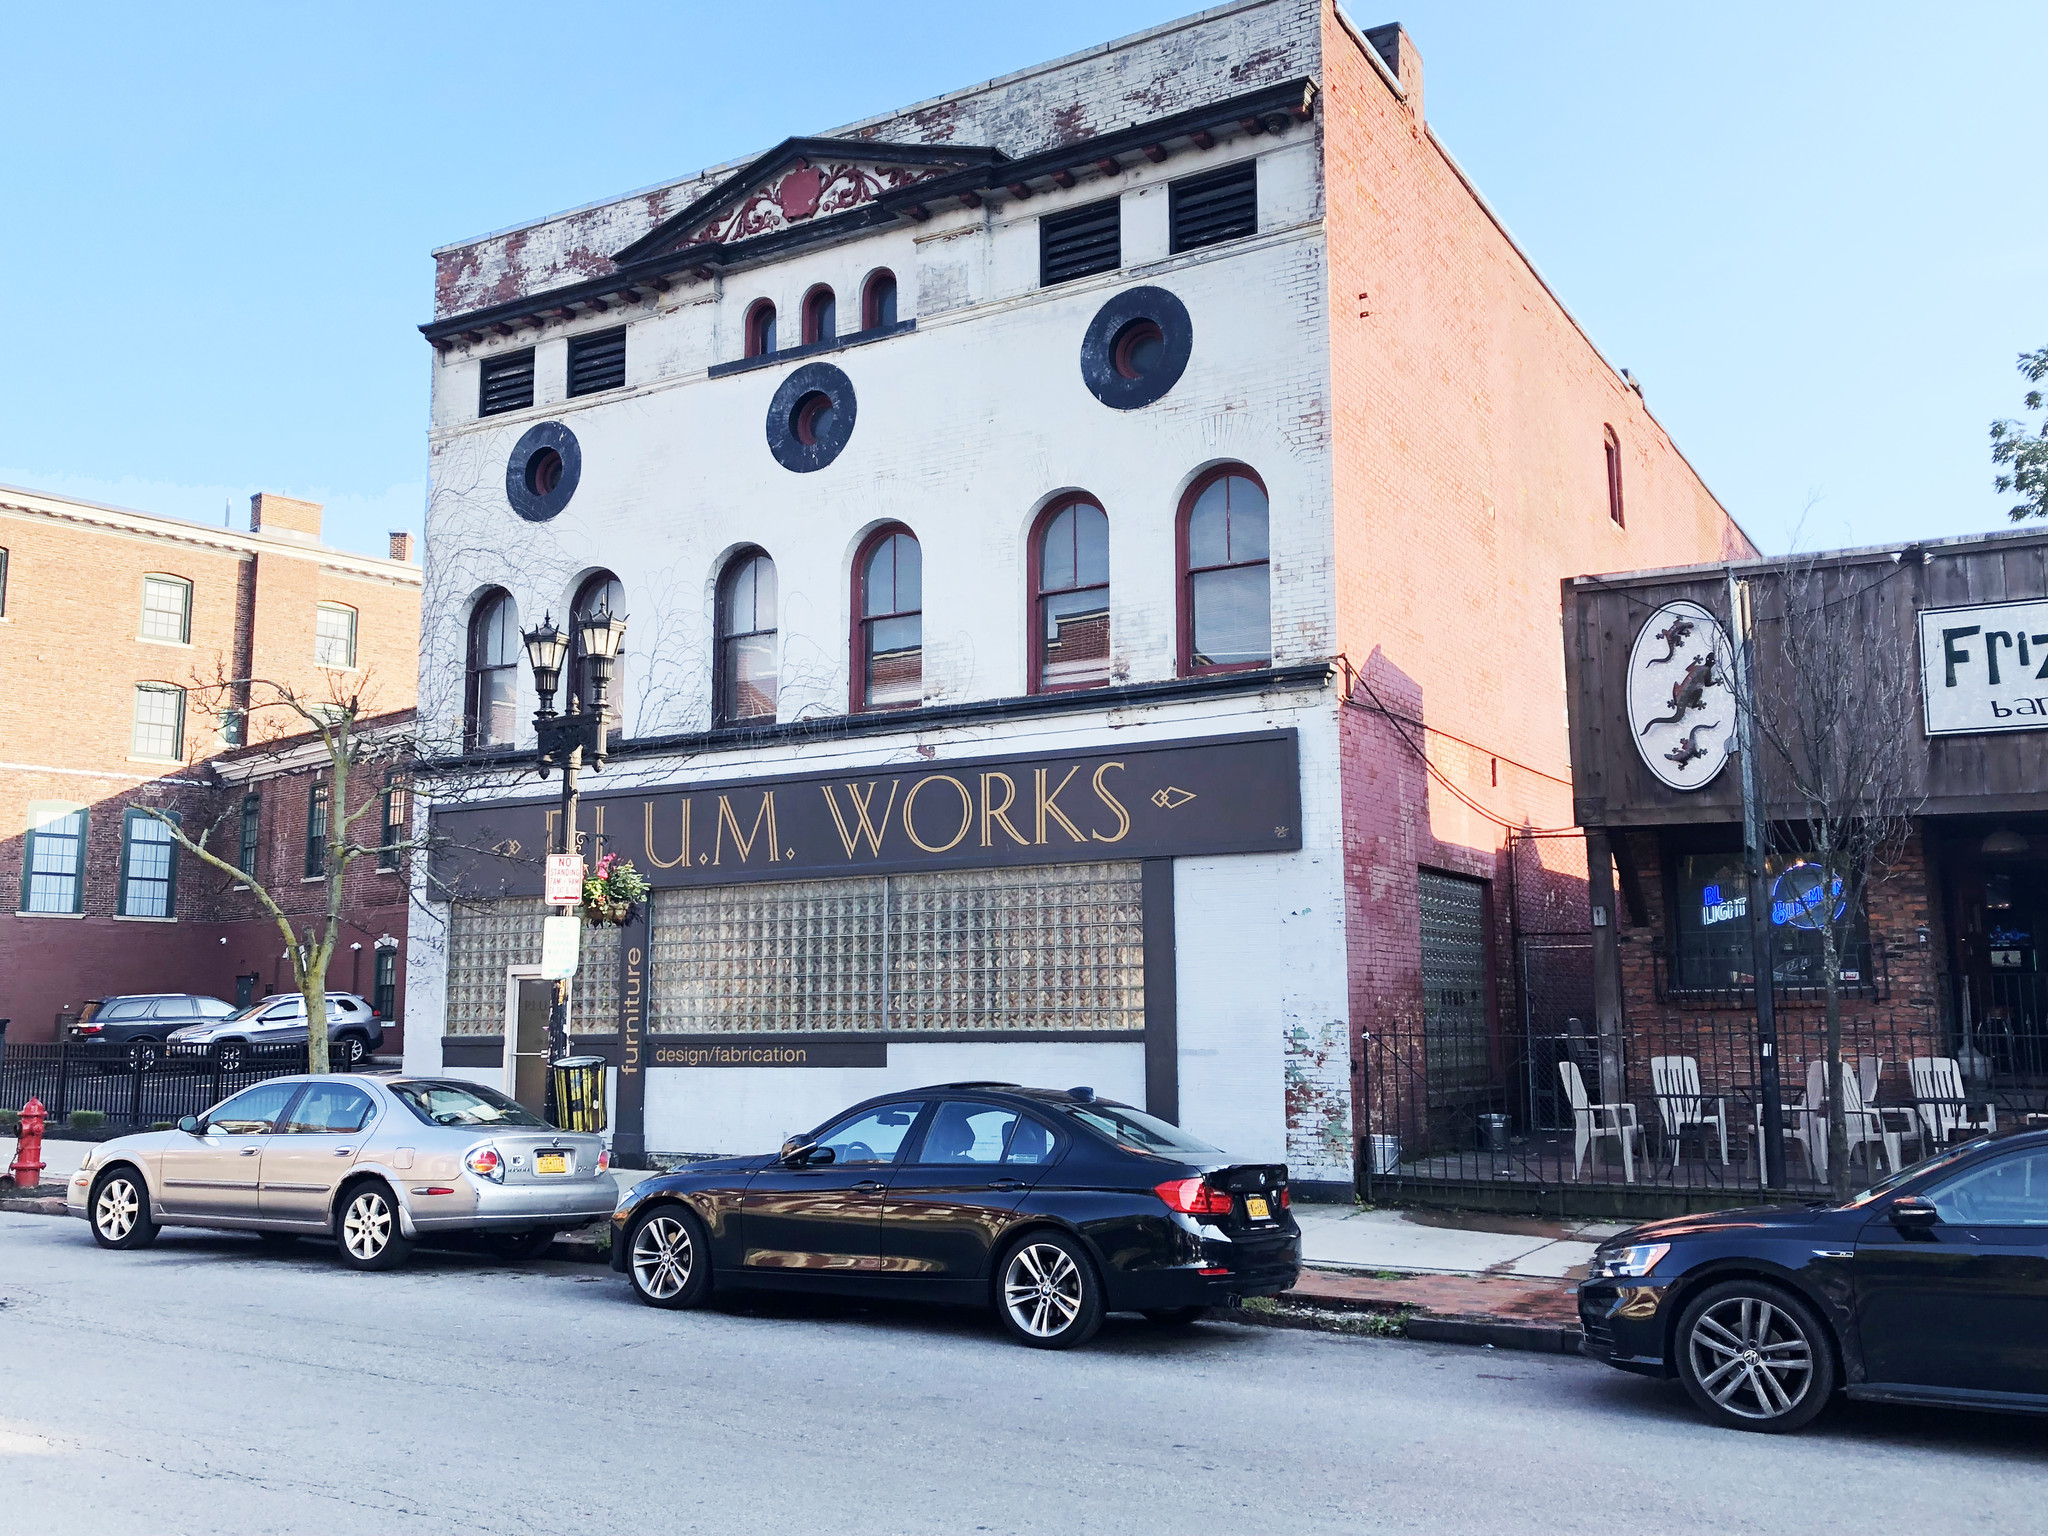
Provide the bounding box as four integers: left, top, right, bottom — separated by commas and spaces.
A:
7, 1099, 47, 1189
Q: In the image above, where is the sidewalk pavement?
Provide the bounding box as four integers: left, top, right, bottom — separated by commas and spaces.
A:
1293, 1203, 1628, 1278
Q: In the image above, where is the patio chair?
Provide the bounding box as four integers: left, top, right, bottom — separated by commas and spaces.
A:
1649, 1055, 1729, 1167
1910, 1056, 1997, 1146
1857, 1055, 1884, 1106
1558, 1061, 1642, 1183
1841, 1066, 1919, 1175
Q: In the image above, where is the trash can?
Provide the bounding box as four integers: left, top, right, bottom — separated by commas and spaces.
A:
1477, 1113, 1510, 1154
1366, 1133, 1401, 1175
550, 1056, 609, 1133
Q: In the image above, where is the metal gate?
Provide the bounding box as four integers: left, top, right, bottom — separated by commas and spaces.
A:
1517, 934, 1595, 1132
1418, 870, 1491, 1104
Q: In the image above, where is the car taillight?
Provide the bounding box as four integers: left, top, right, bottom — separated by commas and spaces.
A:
75, 1024, 102, 1035
465, 1148, 503, 1180
1279, 1186, 1291, 1209
597, 1149, 610, 1173
1154, 1177, 1233, 1216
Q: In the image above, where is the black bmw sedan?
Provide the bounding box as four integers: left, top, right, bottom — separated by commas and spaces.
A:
608, 1084, 1301, 1348
1580, 1128, 2048, 1432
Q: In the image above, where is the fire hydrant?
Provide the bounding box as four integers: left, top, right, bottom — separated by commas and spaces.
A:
7, 1099, 47, 1189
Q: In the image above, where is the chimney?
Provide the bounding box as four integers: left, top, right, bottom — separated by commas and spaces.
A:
249, 492, 324, 544
388, 530, 415, 562
1363, 23, 1424, 123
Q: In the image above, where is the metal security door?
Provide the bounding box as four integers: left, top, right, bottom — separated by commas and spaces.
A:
1418, 872, 1491, 1117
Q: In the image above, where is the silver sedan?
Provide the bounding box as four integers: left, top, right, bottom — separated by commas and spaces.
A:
65, 1075, 615, 1269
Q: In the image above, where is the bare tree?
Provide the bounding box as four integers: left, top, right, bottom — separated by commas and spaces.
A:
137, 668, 420, 1075
1735, 554, 1925, 1195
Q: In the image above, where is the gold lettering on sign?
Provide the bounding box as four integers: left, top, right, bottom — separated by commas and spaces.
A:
821, 780, 899, 859
1035, 766, 1085, 844
544, 809, 560, 850
592, 803, 607, 860
644, 799, 691, 869
902, 774, 972, 853
1090, 761, 1131, 842
621, 945, 643, 1076
979, 772, 1030, 848
714, 792, 779, 865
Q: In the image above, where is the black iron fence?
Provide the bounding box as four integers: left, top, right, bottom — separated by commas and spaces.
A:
1361, 1007, 2048, 1209
1, 1042, 312, 1131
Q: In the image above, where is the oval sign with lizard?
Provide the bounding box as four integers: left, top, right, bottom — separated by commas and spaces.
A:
1626, 600, 1735, 791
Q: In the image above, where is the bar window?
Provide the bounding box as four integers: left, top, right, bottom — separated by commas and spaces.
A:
238, 793, 261, 876
132, 683, 186, 760
305, 780, 329, 878
315, 603, 358, 668
118, 809, 179, 919
21, 802, 86, 914
1670, 850, 1871, 994
140, 575, 192, 644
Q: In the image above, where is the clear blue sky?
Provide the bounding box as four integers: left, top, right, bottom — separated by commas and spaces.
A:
3, 2, 2041, 560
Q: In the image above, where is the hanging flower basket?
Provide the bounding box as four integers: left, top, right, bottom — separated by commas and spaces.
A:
581, 854, 650, 926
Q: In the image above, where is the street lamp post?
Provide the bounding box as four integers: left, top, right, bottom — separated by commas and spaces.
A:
523, 604, 628, 1122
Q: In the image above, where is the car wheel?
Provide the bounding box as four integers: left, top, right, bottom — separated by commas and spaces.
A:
335, 1182, 413, 1271
334, 1033, 369, 1070
483, 1229, 557, 1262
127, 1038, 162, 1073
1675, 1280, 1836, 1433
1143, 1306, 1212, 1327
627, 1205, 712, 1310
211, 1040, 249, 1074
90, 1168, 159, 1250
997, 1232, 1105, 1349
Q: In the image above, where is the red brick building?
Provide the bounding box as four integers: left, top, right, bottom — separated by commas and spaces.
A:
0, 484, 422, 1044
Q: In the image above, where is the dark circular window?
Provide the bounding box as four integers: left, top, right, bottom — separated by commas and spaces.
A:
1081, 286, 1192, 410
766, 362, 856, 472
505, 421, 581, 521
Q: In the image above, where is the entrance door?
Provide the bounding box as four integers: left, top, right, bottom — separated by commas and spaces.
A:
1855, 1146, 2048, 1398
741, 1101, 926, 1274
508, 978, 552, 1116
1419, 871, 1494, 1115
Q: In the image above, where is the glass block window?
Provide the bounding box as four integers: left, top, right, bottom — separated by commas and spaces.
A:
140, 575, 192, 643
645, 863, 1142, 1036
315, 603, 358, 668
22, 803, 86, 914
443, 899, 618, 1036
132, 683, 186, 760
119, 809, 178, 918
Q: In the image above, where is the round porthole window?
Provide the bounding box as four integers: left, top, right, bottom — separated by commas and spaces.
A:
505, 422, 581, 521
767, 362, 856, 472
1081, 286, 1192, 410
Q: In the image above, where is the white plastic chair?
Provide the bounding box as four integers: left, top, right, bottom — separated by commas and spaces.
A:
1650, 1055, 1729, 1167
1910, 1056, 1997, 1146
1857, 1055, 1884, 1107
1841, 1066, 1919, 1175
1558, 1061, 1642, 1183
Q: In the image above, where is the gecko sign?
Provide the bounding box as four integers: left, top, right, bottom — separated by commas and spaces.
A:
1626, 600, 1736, 791
1919, 599, 2048, 737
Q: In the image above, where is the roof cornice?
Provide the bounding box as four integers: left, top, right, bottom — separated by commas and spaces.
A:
420, 77, 1317, 345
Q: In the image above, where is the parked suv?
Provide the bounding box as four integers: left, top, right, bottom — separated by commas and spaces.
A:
167, 993, 385, 1071
72, 995, 236, 1071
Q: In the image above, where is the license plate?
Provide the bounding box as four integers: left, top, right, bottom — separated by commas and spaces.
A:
534, 1152, 570, 1176
1244, 1195, 1271, 1222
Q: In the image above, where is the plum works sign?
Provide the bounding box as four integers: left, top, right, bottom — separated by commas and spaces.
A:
1919, 600, 2048, 736
431, 730, 1301, 897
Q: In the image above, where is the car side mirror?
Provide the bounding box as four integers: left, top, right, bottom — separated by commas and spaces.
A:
178, 1115, 202, 1136
1890, 1196, 1940, 1234
781, 1138, 819, 1166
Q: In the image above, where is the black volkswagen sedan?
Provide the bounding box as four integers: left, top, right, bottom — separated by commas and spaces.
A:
609, 1084, 1301, 1348
1580, 1128, 2048, 1432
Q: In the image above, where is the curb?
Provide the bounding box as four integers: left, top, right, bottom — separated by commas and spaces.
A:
1404, 1315, 1584, 1354
1235, 1290, 1584, 1355
1, 1193, 70, 1215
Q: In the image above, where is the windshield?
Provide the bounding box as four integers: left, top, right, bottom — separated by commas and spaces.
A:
1843, 1138, 1991, 1207
1062, 1101, 1221, 1158
389, 1081, 549, 1129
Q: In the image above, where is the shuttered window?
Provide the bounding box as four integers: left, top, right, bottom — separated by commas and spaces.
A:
1170, 161, 1257, 254
567, 327, 627, 397
479, 349, 534, 416
1040, 198, 1122, 286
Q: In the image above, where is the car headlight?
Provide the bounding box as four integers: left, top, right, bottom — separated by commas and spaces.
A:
79, 1148, 100, 1173
615, 1179, 645, 1212
1591, 1242, 1670, 1280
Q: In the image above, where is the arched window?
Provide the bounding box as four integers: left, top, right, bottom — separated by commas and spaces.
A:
862, 269, 898, 330
716, 549, 778, 724
466, 589, 519, 749
802, 285, 837, 346
1179, 466, 1270, 675
1031, 496, 1110, 692
569, 571, 625, 726
1603, 425, 1625, 527
855, 526, 922, 711
745, 299, 777, 359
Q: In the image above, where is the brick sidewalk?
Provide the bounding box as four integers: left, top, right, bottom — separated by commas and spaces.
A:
1288, 1266, 1579, 1326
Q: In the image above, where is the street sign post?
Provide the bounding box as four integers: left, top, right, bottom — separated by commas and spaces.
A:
545, 852, 584, 907
539, 914, 582, 981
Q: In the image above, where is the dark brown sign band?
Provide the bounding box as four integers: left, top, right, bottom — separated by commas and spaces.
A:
647, 1039, 888, 1069
430, 730, 1300, 898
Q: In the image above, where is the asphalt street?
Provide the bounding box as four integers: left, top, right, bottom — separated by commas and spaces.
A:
3, 1212, 2044, 1536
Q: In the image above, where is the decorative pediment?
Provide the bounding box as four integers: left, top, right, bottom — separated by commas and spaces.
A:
613, 138, 1006, 263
